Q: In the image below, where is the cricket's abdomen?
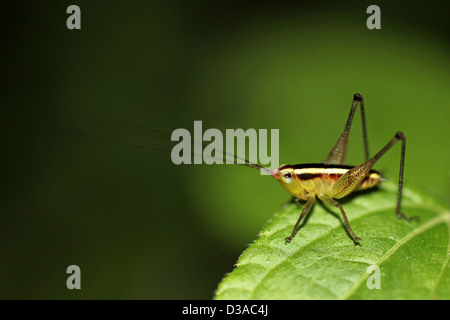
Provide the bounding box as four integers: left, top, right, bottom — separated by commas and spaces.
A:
292, 163, 382, 197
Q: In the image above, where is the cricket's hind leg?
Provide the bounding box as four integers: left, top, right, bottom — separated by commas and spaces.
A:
331, 132, 418, 221
324, 93, 370, 165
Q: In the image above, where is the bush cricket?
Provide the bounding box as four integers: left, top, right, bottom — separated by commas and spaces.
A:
26, 93, 415, 244
267, 93, 416, 243
174, 93, 415, 244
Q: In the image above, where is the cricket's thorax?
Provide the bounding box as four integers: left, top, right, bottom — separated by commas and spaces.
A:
272, 163, 382, 200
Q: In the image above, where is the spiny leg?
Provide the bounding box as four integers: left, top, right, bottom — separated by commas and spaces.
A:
332, 131, 416, 221
379, 132, 415, 221
319, 194, 361, 243
324, 93, 370, 165
285, 196, 316, 243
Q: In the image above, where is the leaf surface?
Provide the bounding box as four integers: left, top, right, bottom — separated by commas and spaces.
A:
214, 182, 450, 299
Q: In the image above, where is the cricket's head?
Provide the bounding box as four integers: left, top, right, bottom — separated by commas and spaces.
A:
271, 165, 305, 198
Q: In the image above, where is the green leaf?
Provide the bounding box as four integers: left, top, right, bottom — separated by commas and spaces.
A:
214, 182, 450, 300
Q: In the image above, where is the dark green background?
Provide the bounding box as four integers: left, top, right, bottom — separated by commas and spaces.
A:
2, 1, 449, 299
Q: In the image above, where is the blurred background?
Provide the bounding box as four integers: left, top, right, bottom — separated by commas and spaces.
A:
1, 1, 449, 299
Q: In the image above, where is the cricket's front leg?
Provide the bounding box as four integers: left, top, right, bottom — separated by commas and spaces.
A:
285, 196, 316, 243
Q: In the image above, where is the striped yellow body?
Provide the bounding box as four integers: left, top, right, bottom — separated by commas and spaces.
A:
272, 163, 382, 201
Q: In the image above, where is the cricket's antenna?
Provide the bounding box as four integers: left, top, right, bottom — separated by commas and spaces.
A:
220, 149, 272, 174
186, 138, 272, 174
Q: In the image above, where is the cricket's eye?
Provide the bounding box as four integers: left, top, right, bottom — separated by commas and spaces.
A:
281, 172, 292, 184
